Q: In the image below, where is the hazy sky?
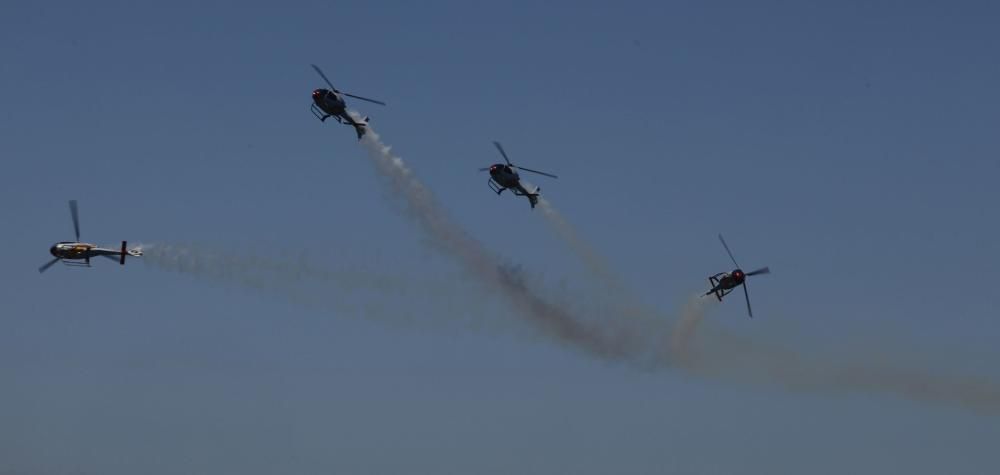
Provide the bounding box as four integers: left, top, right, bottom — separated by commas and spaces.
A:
2, 1, 999, 474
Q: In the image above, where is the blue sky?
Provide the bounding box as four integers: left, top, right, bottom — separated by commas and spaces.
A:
2, 1, 999, 473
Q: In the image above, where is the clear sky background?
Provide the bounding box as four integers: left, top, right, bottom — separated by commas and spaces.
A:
2, 1, 999, 474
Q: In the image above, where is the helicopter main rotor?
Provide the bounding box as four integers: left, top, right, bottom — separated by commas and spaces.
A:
310, 64, 386, 106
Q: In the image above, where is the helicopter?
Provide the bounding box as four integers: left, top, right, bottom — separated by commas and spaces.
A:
479, 141, 558, 209
309, 64, 386, 139
38, 200, 143, 274
705, 234, 770, 317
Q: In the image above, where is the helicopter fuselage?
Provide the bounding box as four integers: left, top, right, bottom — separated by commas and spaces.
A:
50, 242, 100, 260
310, 88, 368, 139
487, 163, 539, 208
482, 141, 554, 210
488, 164, 522, 189
706, 269, 746, 296
49, 242, 143, 262
311, 89, 346, 116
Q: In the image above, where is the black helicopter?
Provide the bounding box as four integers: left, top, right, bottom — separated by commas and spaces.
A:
39, 200, 143, 273
309, 64, 385, 139
705, 234, 770, 317
480, 141, 558, 209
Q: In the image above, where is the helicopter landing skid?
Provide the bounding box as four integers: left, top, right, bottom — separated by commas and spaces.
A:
488, 179, 506, 195
707, 274, 731, 301
310, 104, 331, 122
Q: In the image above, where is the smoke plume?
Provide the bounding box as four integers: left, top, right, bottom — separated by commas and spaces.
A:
135, 241, 494, 329
536, 197, 625, 292
350, 119, 1000, 413
355, 122, 649, 359
134, 116, 1000, 413
665, 291, 1000, 412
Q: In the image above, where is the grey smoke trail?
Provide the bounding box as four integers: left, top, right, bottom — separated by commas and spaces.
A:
356, 123, 644, 359
667, 295, 713, 367
539, 169, 1000, 411
668, 294, 1000, 412
351, 115, 1000, 412
535, 196, 673, 362
536, 197, 625, 292
136, 242, 495, 329
536, 189, 1000, 411
138, 242, 406, 293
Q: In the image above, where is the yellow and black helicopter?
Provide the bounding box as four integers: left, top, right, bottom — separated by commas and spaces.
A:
38, 200, 143, 273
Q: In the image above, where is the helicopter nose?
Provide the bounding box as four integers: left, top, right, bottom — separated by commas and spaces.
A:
49, 245, 59, 257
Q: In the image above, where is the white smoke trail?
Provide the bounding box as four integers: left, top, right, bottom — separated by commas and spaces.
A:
137, 242, 425, 295
135, 241, 497, 329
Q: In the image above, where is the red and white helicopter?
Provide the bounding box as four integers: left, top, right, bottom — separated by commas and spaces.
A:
309, 64, 385, 139
479, 141, 558, 209
705, 234, 770, 317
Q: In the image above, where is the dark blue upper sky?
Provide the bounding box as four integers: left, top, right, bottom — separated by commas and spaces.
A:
2, 1, 999, 473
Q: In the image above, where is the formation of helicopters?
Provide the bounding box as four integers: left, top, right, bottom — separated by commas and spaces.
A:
39, 64, 773, 317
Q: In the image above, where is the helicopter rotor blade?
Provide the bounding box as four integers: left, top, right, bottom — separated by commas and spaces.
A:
742, 282, 753, 318
341, 93, 386, 106
718, 233, 740, 268
310, 64, 337, 91
746, 266, 770, 276
38, 257, 60, 274
69, 200, 80, 241
478, 167, 491, 172
492, 141, 513, 165
515, 166, 558, 179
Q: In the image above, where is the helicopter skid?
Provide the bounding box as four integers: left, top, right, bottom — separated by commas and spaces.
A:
62, 260, 92, 268
310, 104, 331, 122
488, 179, 506, 195
707, 274, 733, 301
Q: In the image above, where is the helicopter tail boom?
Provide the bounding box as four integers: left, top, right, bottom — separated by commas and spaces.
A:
528, 186, 540, 208
352, 122, 367, 139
